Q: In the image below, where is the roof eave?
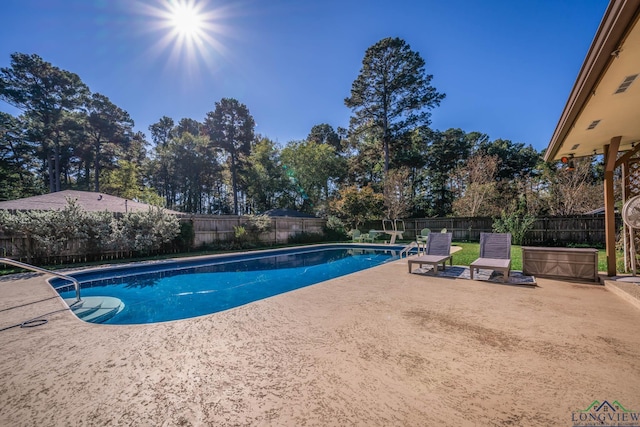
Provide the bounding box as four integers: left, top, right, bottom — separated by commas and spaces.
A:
545, 0, 640, 162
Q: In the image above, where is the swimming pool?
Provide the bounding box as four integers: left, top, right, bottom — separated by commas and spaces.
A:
54, 244, 410, 325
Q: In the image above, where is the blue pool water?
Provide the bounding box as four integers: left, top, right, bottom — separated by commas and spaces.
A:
55, 245, 407, 325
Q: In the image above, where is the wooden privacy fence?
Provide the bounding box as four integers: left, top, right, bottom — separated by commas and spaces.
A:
363, 215, 617, 246
0, 214, 616, 262
189, 215, 326, 247
0, 215, 327, 262
522, 216, 619, 246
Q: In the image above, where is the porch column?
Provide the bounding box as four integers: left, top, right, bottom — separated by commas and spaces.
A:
604, 136, 622, 276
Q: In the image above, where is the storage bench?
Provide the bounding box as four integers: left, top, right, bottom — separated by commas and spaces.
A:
522, 246, 599, 282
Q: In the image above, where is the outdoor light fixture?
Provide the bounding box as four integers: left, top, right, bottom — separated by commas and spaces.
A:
561, 155, 575, 171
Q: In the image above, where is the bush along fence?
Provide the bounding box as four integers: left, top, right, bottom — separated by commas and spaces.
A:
0, 205, 327, 265
0, 202, 186, 265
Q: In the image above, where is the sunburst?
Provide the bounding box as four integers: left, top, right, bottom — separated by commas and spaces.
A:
137, 0, 230, 72
169, 1, 205, 40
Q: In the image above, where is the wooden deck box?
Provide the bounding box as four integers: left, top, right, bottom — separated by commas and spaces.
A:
522, 246, 599, 282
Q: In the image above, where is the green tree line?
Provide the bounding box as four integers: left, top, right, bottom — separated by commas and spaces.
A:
1, 38, 604, 223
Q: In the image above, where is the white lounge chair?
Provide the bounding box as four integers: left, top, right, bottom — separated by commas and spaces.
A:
351, 229, 365, 242
408, 232, 453, 274
366, 229, 380, 243
470, 233, 512, 282
416, 228, 431, 244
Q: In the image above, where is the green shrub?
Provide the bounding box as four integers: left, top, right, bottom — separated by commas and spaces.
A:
0, 200, 181, 262
324, 215, 348, 241
173, 220, 195, 251
244, 214, 272, 234
108, 207, 180, 255
492, 211, 536, 245
234, 225, 247, 240
239, 215, 272, 244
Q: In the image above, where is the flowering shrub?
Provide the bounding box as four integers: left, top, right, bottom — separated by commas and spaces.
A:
0, 199, 180, 263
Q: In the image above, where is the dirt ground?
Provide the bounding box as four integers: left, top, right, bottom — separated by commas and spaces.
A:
1, 258, 639, 426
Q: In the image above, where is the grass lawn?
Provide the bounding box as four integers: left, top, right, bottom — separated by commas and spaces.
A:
440, 241, 610, 273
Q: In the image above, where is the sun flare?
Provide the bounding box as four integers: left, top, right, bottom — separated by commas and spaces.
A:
169, 1, 204, 39
138, 0, 229, 72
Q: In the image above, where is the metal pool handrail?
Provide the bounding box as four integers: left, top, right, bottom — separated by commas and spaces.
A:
0, 257, 81, 303
400, 241, 418, 258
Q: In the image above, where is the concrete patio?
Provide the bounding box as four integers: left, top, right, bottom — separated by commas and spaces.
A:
1, 258, 639, 426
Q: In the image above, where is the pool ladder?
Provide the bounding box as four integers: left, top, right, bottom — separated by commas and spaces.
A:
399, 241, 419, 258
0, 257, 81, 303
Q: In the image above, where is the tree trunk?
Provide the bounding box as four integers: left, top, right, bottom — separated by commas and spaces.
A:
54, 144, 61, 192
231, 153, 238, 215
84, 163, 91, 190
383, 138, 390, 176
94, 142, 100, 192
383, 104, 390, 176
7, 140, 26, 184
47, 154, 55, 193
162, 162, 170, 208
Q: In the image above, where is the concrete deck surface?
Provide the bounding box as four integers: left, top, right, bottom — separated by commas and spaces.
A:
1, 258, 639, 426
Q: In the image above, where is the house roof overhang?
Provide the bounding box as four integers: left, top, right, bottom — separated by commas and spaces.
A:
544, 0, 640, 162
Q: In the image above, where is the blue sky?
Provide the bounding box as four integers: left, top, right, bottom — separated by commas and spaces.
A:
1, 0, 608, 151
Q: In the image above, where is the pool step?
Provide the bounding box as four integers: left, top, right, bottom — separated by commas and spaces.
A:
65, 296, 124, 324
